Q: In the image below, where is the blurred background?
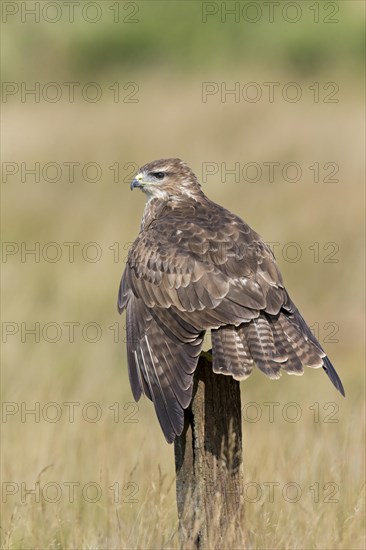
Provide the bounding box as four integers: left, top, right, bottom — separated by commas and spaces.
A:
2, 1, 365, 548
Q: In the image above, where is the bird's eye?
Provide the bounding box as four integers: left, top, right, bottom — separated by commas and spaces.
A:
152, 172, 165, 180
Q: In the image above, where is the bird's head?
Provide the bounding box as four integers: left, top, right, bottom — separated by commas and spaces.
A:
130, 158, 203, 201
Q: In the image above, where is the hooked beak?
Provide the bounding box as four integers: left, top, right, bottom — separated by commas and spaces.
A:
130, 173, 144, 190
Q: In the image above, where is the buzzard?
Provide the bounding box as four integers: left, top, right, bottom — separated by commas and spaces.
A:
118, 158, 344, 443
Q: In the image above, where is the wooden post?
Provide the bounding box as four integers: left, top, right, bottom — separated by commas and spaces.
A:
174, 354, 244, 549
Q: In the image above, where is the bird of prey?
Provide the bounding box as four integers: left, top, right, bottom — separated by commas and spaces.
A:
118, 158, 344, 443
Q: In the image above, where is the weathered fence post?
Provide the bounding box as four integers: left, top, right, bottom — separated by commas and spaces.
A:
174, 353, 244, 549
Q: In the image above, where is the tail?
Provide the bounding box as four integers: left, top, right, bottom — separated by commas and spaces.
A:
212, 309, 345, 397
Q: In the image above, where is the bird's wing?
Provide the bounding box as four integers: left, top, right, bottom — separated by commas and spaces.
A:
118, 199, 344, 442
118, 200, 286, 441
120, 200, 286, 326
123, 283, 202, 443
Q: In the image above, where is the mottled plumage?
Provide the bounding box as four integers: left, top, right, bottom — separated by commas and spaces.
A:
118, 158, 344, 443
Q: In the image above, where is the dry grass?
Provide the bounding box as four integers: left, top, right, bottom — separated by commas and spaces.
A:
1, 69, 365, 549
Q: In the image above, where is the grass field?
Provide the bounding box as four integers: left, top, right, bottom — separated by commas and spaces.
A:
1, 2, 365, 547
2, 73, 365, 548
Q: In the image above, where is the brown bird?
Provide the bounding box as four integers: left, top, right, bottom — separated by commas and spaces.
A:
118, 158, 344, 443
